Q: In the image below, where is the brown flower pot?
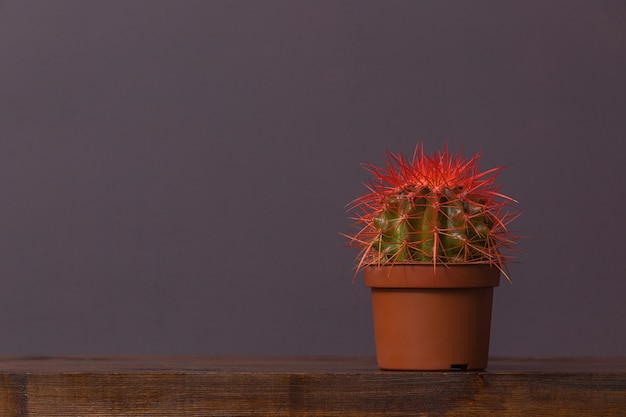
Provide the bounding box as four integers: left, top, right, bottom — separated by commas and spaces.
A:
364, 264, 500, 371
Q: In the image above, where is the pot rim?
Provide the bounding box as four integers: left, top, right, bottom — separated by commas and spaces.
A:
363, 264, 500, 289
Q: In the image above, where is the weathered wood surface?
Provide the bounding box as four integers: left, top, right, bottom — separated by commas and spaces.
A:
0, 356, 624, 416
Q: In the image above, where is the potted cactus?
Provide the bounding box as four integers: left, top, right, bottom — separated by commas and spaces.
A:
346, 144, 519, 371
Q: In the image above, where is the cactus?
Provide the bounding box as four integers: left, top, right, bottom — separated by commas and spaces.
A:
346, 144, 519, 279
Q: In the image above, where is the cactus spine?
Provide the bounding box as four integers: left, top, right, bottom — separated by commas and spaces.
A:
347, 144, 518, 277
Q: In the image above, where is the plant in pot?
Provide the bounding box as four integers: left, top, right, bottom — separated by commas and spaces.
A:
345, 144, 519, 371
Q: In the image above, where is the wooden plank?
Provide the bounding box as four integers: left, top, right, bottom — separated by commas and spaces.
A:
0, 355, 378, 373
2, 355, 624, 373
0, 374, 25, 417
0, 356, 624, 416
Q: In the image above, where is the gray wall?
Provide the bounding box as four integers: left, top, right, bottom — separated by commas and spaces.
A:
1, 1, 624, 356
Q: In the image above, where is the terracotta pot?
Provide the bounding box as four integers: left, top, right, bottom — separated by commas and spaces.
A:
364, 264, 500, 371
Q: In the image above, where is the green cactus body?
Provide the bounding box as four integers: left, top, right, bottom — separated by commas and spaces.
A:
414, 194, 436, 262
441, 189, 468, 262
373, 192, 417, 262
372, 187, 492, 264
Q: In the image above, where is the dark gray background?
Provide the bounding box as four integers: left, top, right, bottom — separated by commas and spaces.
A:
1, 1, 625, 356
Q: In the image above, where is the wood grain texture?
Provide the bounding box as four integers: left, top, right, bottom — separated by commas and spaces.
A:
0, 356, 624, 416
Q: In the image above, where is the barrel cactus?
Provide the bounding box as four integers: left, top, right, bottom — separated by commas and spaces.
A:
346, 144, 519, 279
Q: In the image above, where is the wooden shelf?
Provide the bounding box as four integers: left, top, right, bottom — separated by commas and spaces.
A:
1, 356, 624, 416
